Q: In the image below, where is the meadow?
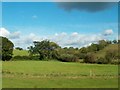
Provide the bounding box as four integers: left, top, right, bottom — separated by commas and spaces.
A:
2, 61, 118, 88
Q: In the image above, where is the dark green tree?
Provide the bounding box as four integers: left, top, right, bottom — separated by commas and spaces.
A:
87, 43, 99, 52
98, 40, 108, 50
15, 47, 23, 50
28, 40, 60, 60
0, 36, 14, 61
112, 40, 117, 44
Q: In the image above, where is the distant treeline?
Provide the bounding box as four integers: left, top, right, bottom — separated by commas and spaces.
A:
0, 36, 119, 64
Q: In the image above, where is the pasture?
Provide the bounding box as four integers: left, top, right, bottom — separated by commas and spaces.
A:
2, 61, 118, 88
13, 50, 29, 56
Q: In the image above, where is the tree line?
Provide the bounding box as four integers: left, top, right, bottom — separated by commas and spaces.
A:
0, 36, 119, 64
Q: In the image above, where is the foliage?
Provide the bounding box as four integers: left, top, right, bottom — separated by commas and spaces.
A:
87, 44, 99, 52
0, 36, 14, 61
112, 40, 118, 44
28, 40, 60, 60
12, 56, 40, 61
15, 47, 23, 50
15, 39, 119, 64
96, 57, 109, 64
58, 54, 78, 62
83, 53, 96, 63
105, 49, 118, 63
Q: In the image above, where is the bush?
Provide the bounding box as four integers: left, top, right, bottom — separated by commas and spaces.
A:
79, 53, 86, 59
104, 51, 113, 64
111, 59, 119, 65
96, 57, 109, 64
12, 56, 39, 61
105, 49, 118, 60
58, 54, 78, 62
96, 57, 104, 64
83, 53, 96, 63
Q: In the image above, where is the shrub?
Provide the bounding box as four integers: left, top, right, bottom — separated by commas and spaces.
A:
83, 53, 96, 63
105, 49, 118, 60
97, 57, 104, 64
111, 59, 119, 65
58, 54, 78, 62
96, 57, 109, 64
105, 51, 114, 64
79, 53, 86, 59
12, 56, 39, 61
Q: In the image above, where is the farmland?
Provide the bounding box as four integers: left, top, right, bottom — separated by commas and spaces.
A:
2, 44, 119, 88
2, 61, 118, 88
1, 2, 119, 89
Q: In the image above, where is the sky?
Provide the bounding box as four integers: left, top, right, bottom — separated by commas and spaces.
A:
0, 2, 118, 49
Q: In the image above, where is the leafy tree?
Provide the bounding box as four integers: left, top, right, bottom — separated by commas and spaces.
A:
27, 46, 38, 56
79, 47, 88, 59
118, 40, 120, 44
98, 40, 108, 50
79, 47, 88, 53
83, 53, 96, 63
15, 47, 23, 50
105, 49, 118, 63
87, 43, 99, 52
106, 40, 112, 44
112, 40, 117, 44
0, 36, 14, 61
28, 40, 60, 60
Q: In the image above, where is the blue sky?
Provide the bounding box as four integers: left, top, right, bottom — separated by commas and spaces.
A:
1, 2, 118, 49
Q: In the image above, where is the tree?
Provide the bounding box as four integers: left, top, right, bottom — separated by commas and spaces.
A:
79, 47, 88, 53
15, 47, 23, 50
28, 40, 60, 60
87, 43, 99, 52
106, 40, 112, 44
118, 40, 120, 44
105, 49, 118, 63
98, 40, 108, 50
0, 36, 14, 61
112, 40, 117, 44
83, 53, 96, 63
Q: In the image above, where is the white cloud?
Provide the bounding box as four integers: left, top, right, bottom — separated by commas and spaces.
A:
0, 27, 20, 39
0, 27, 10, 37
0, 27, 113, 49
23, 33, 42, 44
71, 32, 79, 37
103, 29, 113, 36
49, 32, 104, 48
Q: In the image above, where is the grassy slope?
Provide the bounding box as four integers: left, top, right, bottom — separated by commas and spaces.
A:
2, 61, 118, 88
95, 44, 118, 58
13, 49, 29, 57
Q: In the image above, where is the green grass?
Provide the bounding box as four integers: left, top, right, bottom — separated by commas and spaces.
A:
13, 49, 29, 56
2, 61, 118, 88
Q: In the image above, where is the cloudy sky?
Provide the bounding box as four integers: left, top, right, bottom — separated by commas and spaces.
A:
0, 2, 118, 49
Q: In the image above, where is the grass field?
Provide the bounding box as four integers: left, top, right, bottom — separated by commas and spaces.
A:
2, 61, 118, 88
13, 49, 29, 56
